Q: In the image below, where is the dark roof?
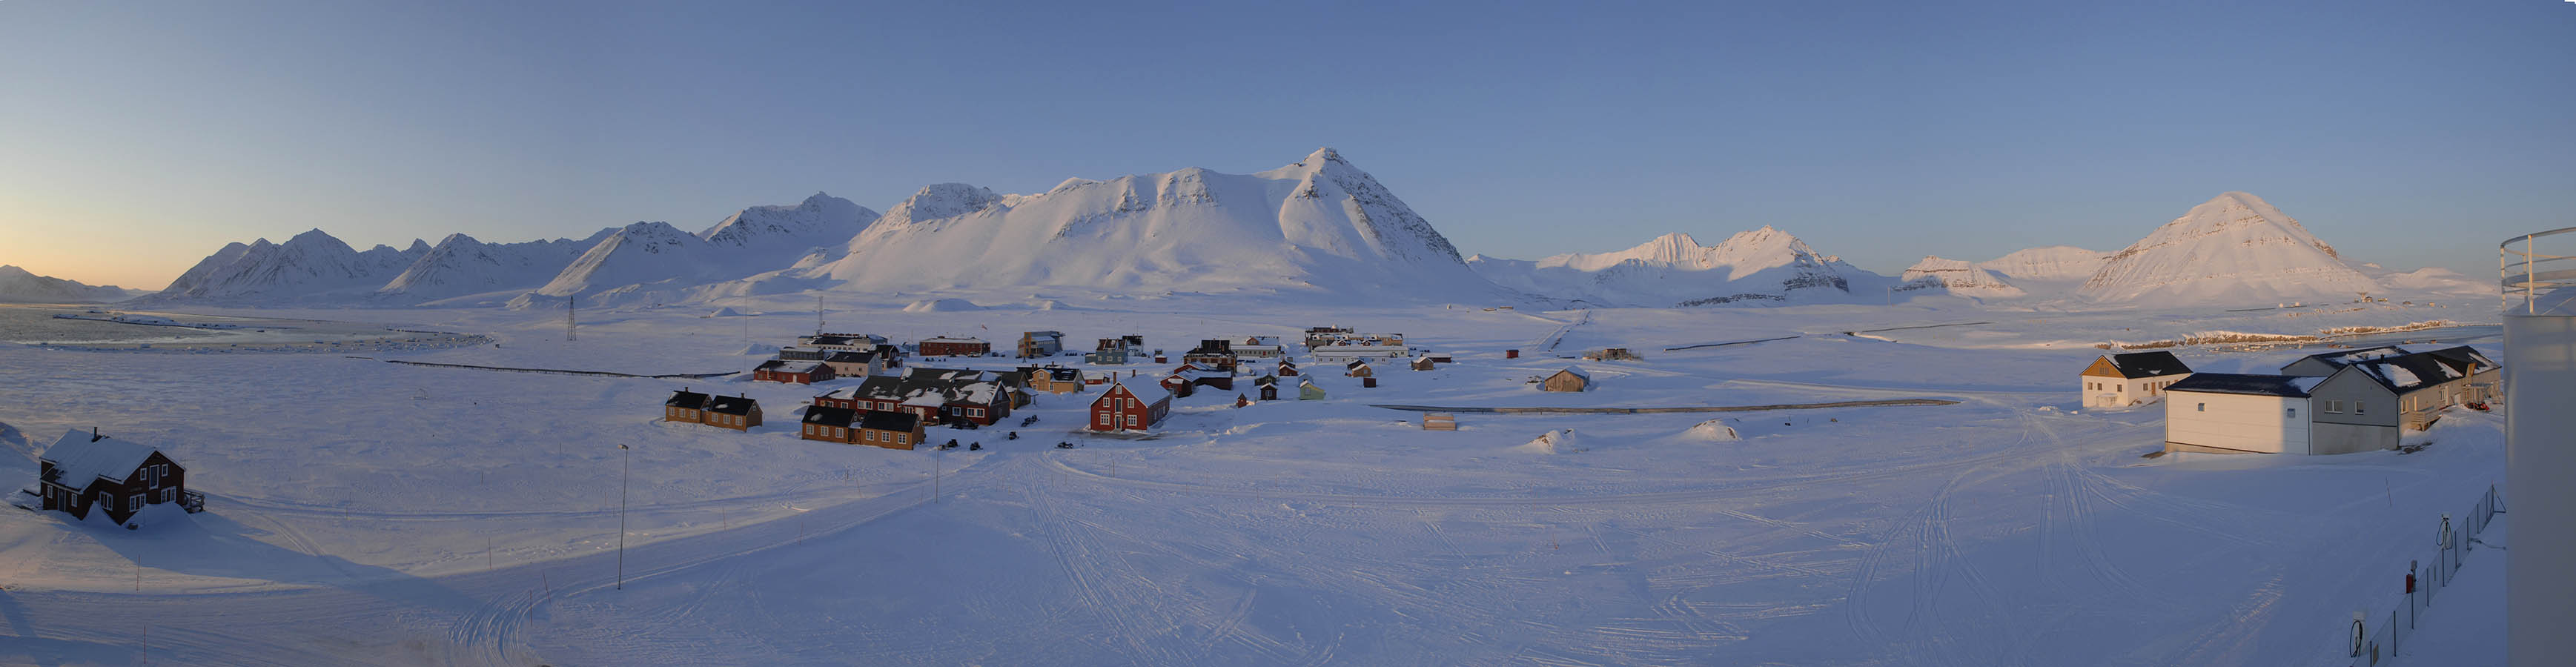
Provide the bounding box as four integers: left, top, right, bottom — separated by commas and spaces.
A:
2099, 351, 2191, 379
2417, 345, 2495, 370
1346, 359, 1369, 369
803, 405, 855, 426
807, 335, 853, 347
778, 348, 827, 361
2285, 345, 2411, 371
706, 395, 760, 415
2345, 354, 2469, 396
666, 390, 710, 408
858, 410, 918, 432
824, 350, 877, 363
2166, 373, 2320, 397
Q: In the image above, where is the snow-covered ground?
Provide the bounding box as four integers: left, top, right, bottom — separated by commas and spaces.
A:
0, 296, 2509, 665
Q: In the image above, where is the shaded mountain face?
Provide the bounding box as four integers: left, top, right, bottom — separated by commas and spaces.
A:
1468, 228, 1882, 307
2076, 192, 2378, 305
139, 229, 426, 304
0, 265, 133, 303
374, 231, 609, 303
797, 147, 1489, 299
1895, 256, 2025, 300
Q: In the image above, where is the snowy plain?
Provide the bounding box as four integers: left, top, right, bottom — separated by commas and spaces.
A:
0, 293, 2511, 666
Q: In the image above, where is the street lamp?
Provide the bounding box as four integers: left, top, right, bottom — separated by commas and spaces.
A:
617, 442, 629, 590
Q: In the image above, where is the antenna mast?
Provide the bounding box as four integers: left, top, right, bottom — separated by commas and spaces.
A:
567, 294, 578, 342
816, 293, 826, 336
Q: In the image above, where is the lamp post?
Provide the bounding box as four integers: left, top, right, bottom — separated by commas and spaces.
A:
617, 442, 629, 590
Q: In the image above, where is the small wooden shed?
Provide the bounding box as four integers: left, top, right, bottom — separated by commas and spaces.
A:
1543, 367, 1590, 392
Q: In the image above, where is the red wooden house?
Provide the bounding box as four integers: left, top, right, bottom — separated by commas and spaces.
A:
753, 359, 833, 385
36, 428, 202, 525
1089, 380, 1173, 433
918, 336, 990, 356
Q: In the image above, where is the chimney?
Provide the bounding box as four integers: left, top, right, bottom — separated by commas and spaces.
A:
91, 426, 101, 442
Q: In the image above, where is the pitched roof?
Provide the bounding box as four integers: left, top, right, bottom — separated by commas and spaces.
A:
2346, 353, 2466, 395
1553, 367, 1589, 380
2285, 345, 2412, 371
2417, 345, 2496, 370
706, 395, 761, 416
2167, 373, 2322, 397
756, 359, 825, 374
823, 350, 877, 363
858, 410, 918, 432
39, 429, 161, 488
666, 389, 711, 408
804, 405, 856, 426
2098, 351, 2191, 379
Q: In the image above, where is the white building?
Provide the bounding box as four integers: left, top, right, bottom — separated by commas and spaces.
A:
2080, 351, 2193, 408
2163, 373, 2325, 454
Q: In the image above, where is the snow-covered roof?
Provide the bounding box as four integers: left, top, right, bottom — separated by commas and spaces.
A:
667, 389, 711, 408
1554, 367, 1589, 380
804, 405, 856, 426
921, 336, 987, 344
40, 429, 162, 488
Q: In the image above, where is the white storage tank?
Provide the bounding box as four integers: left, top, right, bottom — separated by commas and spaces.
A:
2503, 228, 2576, 667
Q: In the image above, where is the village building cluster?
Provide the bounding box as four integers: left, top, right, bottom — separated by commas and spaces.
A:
2075, 345, 2502, 456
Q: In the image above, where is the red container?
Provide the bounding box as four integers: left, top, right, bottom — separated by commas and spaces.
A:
1506, 349, 1520, 359
1363, 377, 1377, 388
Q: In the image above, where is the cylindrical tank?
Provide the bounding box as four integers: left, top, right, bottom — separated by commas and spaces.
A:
2503, 228, 2576, 667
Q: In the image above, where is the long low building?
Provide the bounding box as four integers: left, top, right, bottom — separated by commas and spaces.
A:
2163, 374, 2325, 454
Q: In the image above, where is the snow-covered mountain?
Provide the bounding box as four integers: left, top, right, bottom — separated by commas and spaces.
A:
141, 230, 427, 304
2077, 192, 2383, 305
1893, 256, 2025, 300
1976, 246, 2107, 283
508, 193, 880, 308
797, 148, 1491, 298
699, 192, 880, 268
1468, 228, 1884, 307
0, 265, 135, 303
374, 230, 611, 304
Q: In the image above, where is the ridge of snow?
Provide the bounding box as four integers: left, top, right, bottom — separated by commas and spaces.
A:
1468, 226, 1883, 307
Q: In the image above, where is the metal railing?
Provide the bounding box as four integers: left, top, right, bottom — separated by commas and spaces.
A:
2502, 227, 2576, 314
2341, 484, 2507, 666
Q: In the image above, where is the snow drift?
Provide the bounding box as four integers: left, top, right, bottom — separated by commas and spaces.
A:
1516, 428, 1592, 454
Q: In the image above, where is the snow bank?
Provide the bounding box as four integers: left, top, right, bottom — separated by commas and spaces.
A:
904, 298, 985, 313
1516, 428, 1590, 454
1676, 419, 1740, 442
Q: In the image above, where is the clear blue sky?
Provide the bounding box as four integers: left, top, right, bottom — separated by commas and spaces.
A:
4, 0, 2571, 289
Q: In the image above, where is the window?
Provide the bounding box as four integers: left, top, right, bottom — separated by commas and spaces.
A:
2355, 401, 2367, 415
1127, 414, 1139, 428
1098, 413, 1110, 425
2286, 408, 2298, 418
2196, 403, 2205, 412
896, 434, 908, 445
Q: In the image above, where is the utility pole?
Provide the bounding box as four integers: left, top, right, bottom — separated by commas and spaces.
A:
617, 442, 629, 589
816, 293, 826, 336
567, 294, 578, 342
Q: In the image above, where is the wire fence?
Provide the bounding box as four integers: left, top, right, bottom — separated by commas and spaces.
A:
2339, 484, 2507, 666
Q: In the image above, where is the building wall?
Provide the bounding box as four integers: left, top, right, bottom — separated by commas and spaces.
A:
2311, 421, 2398, 454
2081, 371, 2188, 408
2308, 370, 2398, 430
1543, 374, 1586, 392
2165, 391, 2312, 454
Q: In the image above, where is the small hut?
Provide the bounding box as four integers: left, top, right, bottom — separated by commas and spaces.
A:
1344, 359, 1373, 378
1299, 378, 1328, 400
1542, 367, 1590, 393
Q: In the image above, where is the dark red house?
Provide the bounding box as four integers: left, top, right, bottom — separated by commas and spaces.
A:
753, 359, 833, 385
37, 428, 202, 525
1089, 380, 1172, 433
